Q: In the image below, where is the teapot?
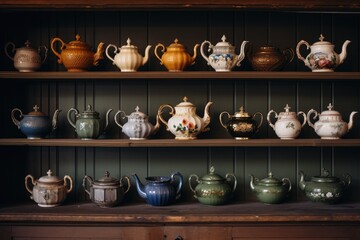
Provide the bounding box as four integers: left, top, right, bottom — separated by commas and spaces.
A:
83, 171, 130, 208
67, 104, 112, 139
105, 38, 151, 72
296, 34, 351, 72
249, 44, 294, 71
154, 38, 199, 72
307, 103, 357, 139
219, 106, 263, 139
250, 172, 291, 204
25, 169, 73, 207
5, 40, 48, 72
299, 169, 351, 204
50, 34, 104, 72
133, 172, 183, 206
189, 166, 237, 205
200, 35, 249, 72
11, 105, 61, 139
267, 104, 306, 139
114, 106, 160, 140
157, 96, 213, 140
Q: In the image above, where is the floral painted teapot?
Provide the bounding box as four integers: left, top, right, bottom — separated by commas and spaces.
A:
307, 103, 357, 139
114, 106, 160, 140
157, 96, 213, 140
51, 34, 104, 71
200, 35, 249, 72
154, 38, 199, 72
296, 34, 350, 72
105, 38, 151, 72
267, 104, 306, 139
5, 40, 48, 72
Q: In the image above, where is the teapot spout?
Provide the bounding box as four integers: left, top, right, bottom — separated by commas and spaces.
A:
142, 45, 152, 66
132, 174, 147, 199
93, 42, 105, 66
202, 101, 213, 131
153, 113, 161, 134
191, 44, 200, 64
347, 111, 358, 131
298, 171, 306, 191
249, 174, 256, 191
52, 109, 62, 130
339, 40, 351, 64
104, 109, 113, 130
236, 40, 249, 67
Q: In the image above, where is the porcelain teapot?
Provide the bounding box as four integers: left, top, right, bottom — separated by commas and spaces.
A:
133, 172, 183, 206
189, 166, 237, 205
250, 172, 291, 204
67, 104, 112, 139
307, 103, 357, 139
200, 35, 249, 72
114, 106, 160, 140
299, 169, 351, 204
51, 34, 104, 71
219, 106, 263, 139
11, 105, 61, 139
5, 40, 48, 72
83, 171, 130, 208
154, 38, 199, 72
105, 38, 151, 72
157, 96, 213, 140
267, 104, 306, 139
249, 44, 294, 71
25, 169, 73, 207
296, 34, 351, 72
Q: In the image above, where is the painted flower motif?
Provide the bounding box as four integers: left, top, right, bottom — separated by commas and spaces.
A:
326, 192, 334, 198
173, 118, 198, 135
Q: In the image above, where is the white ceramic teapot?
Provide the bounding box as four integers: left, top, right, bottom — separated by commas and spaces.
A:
267, 104, 306, 139
105, 38, 151, 72
200, 35, 249, 72
157, 96, 213, 140
5, 40, 48, 72
307, 103, 357, 139
296, 34, 350, 72
114, 106, 160, 140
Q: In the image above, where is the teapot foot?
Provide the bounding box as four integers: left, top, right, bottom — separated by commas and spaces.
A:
312, 69, 334, 72
175, 136, 197, 140
321, 137, 340, 140
235, 137, 249, 140
38, 203, 59, 207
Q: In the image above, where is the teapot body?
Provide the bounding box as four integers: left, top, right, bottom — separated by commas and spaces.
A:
250, 45, 294, 71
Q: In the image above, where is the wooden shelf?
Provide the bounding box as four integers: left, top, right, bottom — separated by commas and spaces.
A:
0, 202, 359, 224
0, 138, 359, 147
0, 71, 360, 80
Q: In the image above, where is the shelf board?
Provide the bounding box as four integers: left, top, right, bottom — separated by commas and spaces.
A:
0, 71, 359, 80
0, 138, 359, 147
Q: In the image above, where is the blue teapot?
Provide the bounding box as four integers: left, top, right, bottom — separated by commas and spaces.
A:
133, 172, 183, 206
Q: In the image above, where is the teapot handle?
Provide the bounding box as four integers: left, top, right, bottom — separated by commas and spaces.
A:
157, 104, 174, 131
154, 43, 165, 65
296, 40, 310, 64
219, 111, 231, 129
170, 172, 183, 200
82, 175, 93, 197
282, 177, 292, 192
64, 175, 73, 194
120, 176, 131, 194
283, 48, 295, 65
306, 109, 318, 130
297, 111, 307, 128
114, 110, 127, 129
188, 174, 199, 197
50, 37, 66, 64
105, 44, 117, 64
225, 173, 237, 193
267, 110, 277, 130
67, 108, 79, 129
11, 108, 23, 129
38, 45, 48, 64
342, 174, 351, 188
253, 112, 264, 131
200, 41, 212, 65
4, 42, 15, 61
24, 174, 35, 195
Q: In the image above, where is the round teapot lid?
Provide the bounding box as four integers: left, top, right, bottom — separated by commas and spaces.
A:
94, 171, 119, 186
128, 106, 148, 119
176, 96, 195, 107
26, 105, 46, 116
121, 38, 138, 49
200, 166, 226, 181
312, 34, 333, 46
234, 106, 250, 117
311, 169, 340, 183
320, 103, 340, 116
67, 34, 90, 49
167, 38, 185, 50
18, 40, 37, 51
81, 104, 99, 116
258, 172, 283, 186
38, 169, 63, 184
214, 35, 234, 47
278, 104, 296, 116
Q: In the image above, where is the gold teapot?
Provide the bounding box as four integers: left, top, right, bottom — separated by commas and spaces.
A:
50, 34, 104, 72
155, 38, 199, 72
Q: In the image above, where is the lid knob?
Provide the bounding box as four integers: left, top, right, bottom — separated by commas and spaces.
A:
319, 34, 325, 42
47, 169, 53, 176
33, 105, 40, 112
183, 96, 188, 102
221, 35, 227, 42
25, 40, 31, 47
209, 166, 215, 173
174, 38, 179, 44
284, 104, 291, 112
86, 104, 92, 111
268, 172, 273, 178
135, 106, 140, 112
127, 38, 131, 46
105, 171, 110, 178
327, 103, 334, 111
75, 34, 81, 41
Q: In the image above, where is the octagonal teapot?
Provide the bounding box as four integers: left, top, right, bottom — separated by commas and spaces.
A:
296, 34, 350, 72
157, 96, 213, 140
200, 35, 249, 72
106, 38, 151, 72
307, 103, 357, 139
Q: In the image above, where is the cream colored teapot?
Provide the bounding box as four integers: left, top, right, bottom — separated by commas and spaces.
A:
106, 38, 151, 72
157, 96, 213, 140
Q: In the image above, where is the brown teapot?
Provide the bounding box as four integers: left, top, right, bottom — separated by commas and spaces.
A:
249, 44, 294, 71
50, 34, 104, 72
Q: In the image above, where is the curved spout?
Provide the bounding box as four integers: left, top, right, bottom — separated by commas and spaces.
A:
236, 40, 249, 67
298, 171, 306, 191
93, 42, 105, 66
132, 174, 147, 199
202, 101, 213, 131
249, 174, 256, 191
339, 40, 351, 64
152, 112, 161, 134
191, 44, 200, 65
142, 45, 152, 66
52, 109, 62, 130
104, 109, 113, 130
347, 111, 358, 131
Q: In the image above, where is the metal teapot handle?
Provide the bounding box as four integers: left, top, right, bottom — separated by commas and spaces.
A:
64, 175, 73, 194
50, 37, 66, 64
297, 111, 307, 127
120, 176, 131, 194
154, 43, 165, 65
283, 48, 295, 65
38, 45, 48, 64
157, 104, 174, 131
67, 108, 79, 129
4, 42, 15, 61
225, 173, 237, 193
114, 110, 128, 129
170, 172, 183, 200
219, 111, 231, 129
306, 109, 318, 130
188, 174, 199, 197
253, 112, 264, 131
282, 177, 292, 192
105, 44, 118, 64
82, 175, 93, 197
296, 40, 310, 64
24, 174, 35, 195
11, 108, 23, 129
200, 40, 212, 65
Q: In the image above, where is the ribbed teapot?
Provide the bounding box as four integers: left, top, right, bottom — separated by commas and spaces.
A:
155, 38, 199, 72
296, 34, 350, 72
157, 96, 213, 140
200, 35, 249, 72
5, 40, 48, 72
106, 38, 151, 72
51, 34, 104, 71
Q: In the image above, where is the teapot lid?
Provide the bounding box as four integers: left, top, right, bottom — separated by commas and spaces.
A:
128, 106, 148, 119
26, 105, 47, 116
214, 35, 234, 47
278, 104, 296, 116
311, 169, 340, 183
312, 34, 333, 46
176, 96, 195, 107
81, 104, 99, 116
38, 169, 63, 184
233, 106, 250, 117
258, 172, 283, 186
167, 38, 185, 50
18, 40, 37, 51
320, 103, 341, 116
94, 171, 119, 186
121, 38, 138, 49
67, 34, 90, 49
200, 166, 226, 181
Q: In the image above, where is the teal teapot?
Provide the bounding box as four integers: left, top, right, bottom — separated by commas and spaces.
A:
67, 104, 112, 139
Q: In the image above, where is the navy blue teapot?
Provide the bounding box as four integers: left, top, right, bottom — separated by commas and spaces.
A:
133, 172, 183, 206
